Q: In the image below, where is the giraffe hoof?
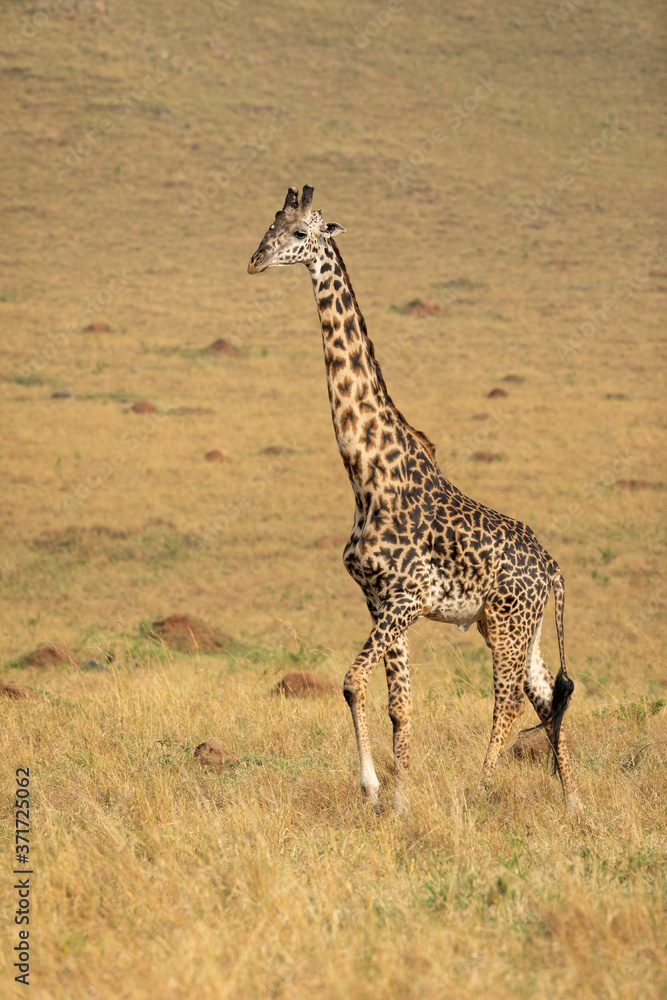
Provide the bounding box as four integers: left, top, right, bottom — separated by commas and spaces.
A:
372, 801, 385, 815
565, 795, 582, 813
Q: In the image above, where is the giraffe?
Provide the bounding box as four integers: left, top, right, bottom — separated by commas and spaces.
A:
248, 185, 579, 813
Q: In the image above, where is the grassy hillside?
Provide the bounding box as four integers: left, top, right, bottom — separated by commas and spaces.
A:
0, 1, 665, 997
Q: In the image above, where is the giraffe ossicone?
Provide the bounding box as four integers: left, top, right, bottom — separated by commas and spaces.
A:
248, 185, 580, 814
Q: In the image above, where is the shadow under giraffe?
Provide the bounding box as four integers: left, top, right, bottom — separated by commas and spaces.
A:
248, 185, 579, 814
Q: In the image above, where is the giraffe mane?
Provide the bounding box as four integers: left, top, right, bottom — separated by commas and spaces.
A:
329, 239, 437, 462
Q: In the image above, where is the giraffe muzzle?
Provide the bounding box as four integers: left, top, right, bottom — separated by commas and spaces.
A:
247, 250, 268, 274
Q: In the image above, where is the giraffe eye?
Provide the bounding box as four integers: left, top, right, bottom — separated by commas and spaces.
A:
294, 231, 307, 239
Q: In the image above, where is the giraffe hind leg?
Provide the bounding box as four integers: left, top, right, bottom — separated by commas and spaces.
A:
480, 631, 530, 785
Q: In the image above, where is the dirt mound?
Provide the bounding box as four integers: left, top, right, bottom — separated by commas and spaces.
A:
617, 479, 662, 490
271, 671, 339, 698
149, 614, 232, 653
23, 644, 78, 668
471, 412, 490, 421
471, 451, 502, 463
84, 322, 111, 333
0, 680, 37, 699
261, 444, 297, 456
502, 374, 525, 384
205, 338, 240, 357
487, 387, 508, 399
194, 740, 241, 772
503, 729, 576, 762
315, 534, 348, 548
131, 401, 156, 414
407, 299, 443, 317
205, 450, 226, 462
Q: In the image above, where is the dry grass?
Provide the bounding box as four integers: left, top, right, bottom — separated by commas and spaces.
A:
0, 0, 665, 996
2, 654, 666, 999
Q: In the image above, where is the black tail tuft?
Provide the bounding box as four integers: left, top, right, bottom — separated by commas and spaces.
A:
547, 668, 574, 773
531, 567, 574, 774
521, 669, 573, 773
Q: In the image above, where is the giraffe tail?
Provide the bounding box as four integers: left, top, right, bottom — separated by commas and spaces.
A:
522, 569, 574, 774
548, 570, 574, 772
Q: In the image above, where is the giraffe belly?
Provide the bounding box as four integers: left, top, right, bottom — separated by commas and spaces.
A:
425, 590, 486, 628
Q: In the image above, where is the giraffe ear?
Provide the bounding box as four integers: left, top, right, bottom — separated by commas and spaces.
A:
324, 222, 346, 237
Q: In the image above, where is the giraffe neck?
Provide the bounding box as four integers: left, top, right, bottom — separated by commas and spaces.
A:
307, 241, 400, 497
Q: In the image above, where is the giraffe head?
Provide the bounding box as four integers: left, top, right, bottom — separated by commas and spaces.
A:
248, 185, 345, 274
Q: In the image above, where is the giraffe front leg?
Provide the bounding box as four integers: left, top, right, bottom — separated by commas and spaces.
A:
385, 633, 412, 814
480, 684, 525, 785
344, 679, 381, 810
344, 595, 422, 812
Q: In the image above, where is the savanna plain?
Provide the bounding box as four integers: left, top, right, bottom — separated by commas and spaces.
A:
0, 1, 665, 997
